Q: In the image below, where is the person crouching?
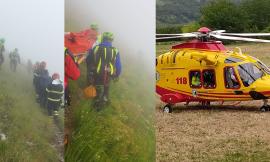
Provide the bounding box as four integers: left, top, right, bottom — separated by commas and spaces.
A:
46, 73, 64, 116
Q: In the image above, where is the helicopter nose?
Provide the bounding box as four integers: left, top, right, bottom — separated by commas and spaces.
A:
249, 79, 270, 100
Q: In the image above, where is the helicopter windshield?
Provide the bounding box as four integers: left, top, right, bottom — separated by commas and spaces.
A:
256, 61, 270, 75
237, 63, 263, 87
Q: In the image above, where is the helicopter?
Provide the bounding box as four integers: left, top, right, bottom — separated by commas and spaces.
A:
156, 27, 270, 113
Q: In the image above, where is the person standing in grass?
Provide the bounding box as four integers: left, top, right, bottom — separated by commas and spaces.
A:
86, 32, 122, 109
46, 73, 64, 116
64, 47, 80, 106
0, 38, 5, 70
9, 48, 20, 72
38, 61, 51, 108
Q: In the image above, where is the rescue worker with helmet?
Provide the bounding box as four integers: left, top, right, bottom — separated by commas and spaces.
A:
38, 61, 51, 108
9, 48, 20, 72
0, 38, 5, 70
86, 32, 122, 109
46, 73, 64, 116
90, 23, 102, 48
33, 62, 41, 101
191, 72, 201, 87
64, 47, 80, 106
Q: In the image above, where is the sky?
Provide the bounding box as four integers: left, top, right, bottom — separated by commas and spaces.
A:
0, 0, 64, 77
65, 0, 155, 72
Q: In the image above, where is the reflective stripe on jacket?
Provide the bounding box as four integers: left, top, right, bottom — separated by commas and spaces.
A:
46, 82, 64, 102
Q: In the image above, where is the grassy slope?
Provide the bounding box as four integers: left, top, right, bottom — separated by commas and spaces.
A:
156, 42, 270, 162
65, 59, 155, 161
0, 60, 60, 162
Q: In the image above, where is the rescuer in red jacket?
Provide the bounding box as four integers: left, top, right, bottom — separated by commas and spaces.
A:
64, 47, 80, 106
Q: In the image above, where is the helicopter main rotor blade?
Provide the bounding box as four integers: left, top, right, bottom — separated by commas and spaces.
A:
221, 33, 270, 37
156, 35, 196, 40
156, 33, 196, 37
211, 30, 226, 33
211, 34, 270, 43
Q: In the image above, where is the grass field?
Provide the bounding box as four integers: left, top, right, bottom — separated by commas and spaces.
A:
156, 42, 270, 162
0, 58, 63, 162
64, 57, 155, 161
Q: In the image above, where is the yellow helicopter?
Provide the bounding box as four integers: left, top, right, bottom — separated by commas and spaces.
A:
156, 27, 270, 113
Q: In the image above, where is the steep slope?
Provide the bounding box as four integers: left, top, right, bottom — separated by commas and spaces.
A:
65, 58, 155, 161
0, 58, 61, 162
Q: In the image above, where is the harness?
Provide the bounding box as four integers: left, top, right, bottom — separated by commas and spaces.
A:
93, 45, 118, 76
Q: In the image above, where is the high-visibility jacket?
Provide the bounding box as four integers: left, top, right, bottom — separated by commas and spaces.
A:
46, 79, 64, 104
91, 34, 102, 49
192, 76, 201, 86
87, 41, 121, 77
64, 49, 80, 88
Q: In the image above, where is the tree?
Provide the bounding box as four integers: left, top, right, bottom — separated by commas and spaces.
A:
241, 0, 270, 32
156, 25, 182, 34
200, 0, 249, 32
182, 22, 200, 33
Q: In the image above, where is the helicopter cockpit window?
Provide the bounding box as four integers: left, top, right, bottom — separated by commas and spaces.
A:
224, 67, 240, 89
257, 61, 270, 75
203, 70, 216, 89
190, 71, 202, 88
224, 57, 243, 63
237, 63, 263, 87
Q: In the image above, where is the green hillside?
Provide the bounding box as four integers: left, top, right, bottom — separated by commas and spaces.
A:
65, 58, 155, 161
157, 0, 241, 27
0, 57, 62, 161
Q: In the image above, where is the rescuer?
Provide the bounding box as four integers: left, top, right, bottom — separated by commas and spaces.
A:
46, 73, 64, 116
27, 59, 33, 74
33, 62, 41, 102
9, 48, 20, 72
0, 39, 5, 70
191, 72, 201, 87
64, 47, 80, 106
38, 61, 51, 108
90, 23, 102, 48
86, 32, 122, 109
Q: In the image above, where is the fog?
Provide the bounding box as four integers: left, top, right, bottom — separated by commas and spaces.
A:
0, 0, 64, 78
65, 0, 155, 72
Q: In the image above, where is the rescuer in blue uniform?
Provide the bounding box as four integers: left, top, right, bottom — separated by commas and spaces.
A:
46, 73, 64, 116
86, 32, 122, 109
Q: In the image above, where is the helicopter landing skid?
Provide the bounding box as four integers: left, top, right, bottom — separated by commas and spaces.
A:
260, 99, 270, 112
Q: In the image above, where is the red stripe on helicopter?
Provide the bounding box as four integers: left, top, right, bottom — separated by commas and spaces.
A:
156, 85, 252, 101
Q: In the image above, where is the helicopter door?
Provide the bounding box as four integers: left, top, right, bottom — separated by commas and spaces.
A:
224, 67, 240, 89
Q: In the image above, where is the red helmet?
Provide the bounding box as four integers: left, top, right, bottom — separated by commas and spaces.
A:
52, 73, 60, 80
40, 61, 46, 69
